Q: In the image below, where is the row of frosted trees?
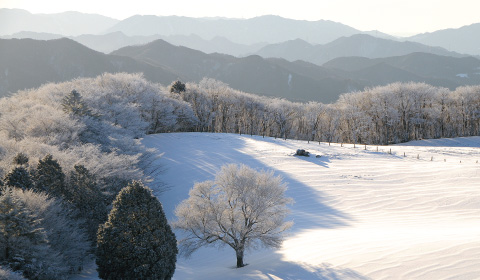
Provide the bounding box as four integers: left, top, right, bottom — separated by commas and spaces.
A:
179, 79, 480, 145
1, 72, 480, 278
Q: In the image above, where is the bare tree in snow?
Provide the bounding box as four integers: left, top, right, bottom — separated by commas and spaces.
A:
174, 164, 293, 268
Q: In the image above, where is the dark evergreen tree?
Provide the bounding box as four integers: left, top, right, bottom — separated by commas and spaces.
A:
12, 153, 29, 166
34, 154, 66, 198
61, 89, 94, 117
68, 164, 107, 242
169, 80, 186, 94
3, 167, 33, 191
96, 181, 177, 280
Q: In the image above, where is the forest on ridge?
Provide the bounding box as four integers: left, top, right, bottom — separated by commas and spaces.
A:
1, 72, 480, 279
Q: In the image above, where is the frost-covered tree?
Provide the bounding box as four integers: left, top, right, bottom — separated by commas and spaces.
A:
34, 154, 67, 198
0, 188, 50, 278
14, 188, 90, 277
96, 181, 177, 280
0, 187, 89, 279
0, 188, 46, 262
174, 164, 293, 268
0, 266, 26, 280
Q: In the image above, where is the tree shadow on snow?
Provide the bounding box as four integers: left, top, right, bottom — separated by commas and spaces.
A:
256, 260, 371, 280
147, 133, 352, 230
145, 133, 362, 280
175, 249, 370, 280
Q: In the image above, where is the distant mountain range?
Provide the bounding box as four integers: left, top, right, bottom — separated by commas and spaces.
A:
0, 8, 118, 36
104, 14, 364, 45
1, 31, 266, 56
407, 23, 480, 56
254, 34, 468, 65
0, 38, 178, 97
110, 39, 367, 102
2, 38, 480, 103
324, 53, 480, 89
0, 9, 394, 46
2, 9, 480, 103
2, 8, 480, 57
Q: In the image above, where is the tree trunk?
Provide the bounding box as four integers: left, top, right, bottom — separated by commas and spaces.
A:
236, 249, 244, 268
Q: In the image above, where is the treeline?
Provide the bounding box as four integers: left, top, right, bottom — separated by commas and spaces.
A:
1, 72, 479, 278
179, 79, 480, 145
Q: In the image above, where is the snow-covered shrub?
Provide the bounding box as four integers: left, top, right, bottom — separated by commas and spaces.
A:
0, 188, 48, 276
0, 266, 26, 280
13, 187, 90, 278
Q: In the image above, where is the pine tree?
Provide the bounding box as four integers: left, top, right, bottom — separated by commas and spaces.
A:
68, 164, 107, 242
96, 181, 177, 280
12, 153, 29, 166
34, 154, 66, 198
3, 167, 33, 191
61, 89, 94, 117
169, 80, 186, 94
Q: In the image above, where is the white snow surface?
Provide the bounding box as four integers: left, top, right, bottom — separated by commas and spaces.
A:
78, 133, 480, 280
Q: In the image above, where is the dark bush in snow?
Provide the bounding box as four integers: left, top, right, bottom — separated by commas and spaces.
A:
97, 181, 177, 280
295, 149, 310, 156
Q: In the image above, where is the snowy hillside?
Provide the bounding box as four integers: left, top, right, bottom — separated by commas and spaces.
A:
139, 133, 480, 280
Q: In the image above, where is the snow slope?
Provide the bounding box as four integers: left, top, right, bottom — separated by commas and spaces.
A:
140, 133, 480, 280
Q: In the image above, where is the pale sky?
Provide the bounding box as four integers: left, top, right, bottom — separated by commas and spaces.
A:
1, 0, 479, 36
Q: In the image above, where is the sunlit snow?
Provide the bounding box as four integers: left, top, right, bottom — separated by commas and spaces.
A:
76, 133, 480, 279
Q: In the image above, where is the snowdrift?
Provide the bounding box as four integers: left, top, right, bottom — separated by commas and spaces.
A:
141, 133, 480, 279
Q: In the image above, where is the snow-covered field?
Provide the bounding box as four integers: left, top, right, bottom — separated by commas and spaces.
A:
79, 133, 480, 279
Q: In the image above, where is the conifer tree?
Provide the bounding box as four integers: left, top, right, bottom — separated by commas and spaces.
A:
34, 154, 66, 198
3, 167, 33, 191
12, 153, 29, 166
68, 164, 107, 242
169, 80, 186, 94
96, 181, 177, 280
62, 89, 94, 117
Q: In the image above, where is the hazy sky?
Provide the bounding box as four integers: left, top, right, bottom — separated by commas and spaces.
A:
1, 0, 479, 36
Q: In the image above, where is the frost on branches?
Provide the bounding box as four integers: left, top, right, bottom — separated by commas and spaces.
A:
174, 164, 293, 268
